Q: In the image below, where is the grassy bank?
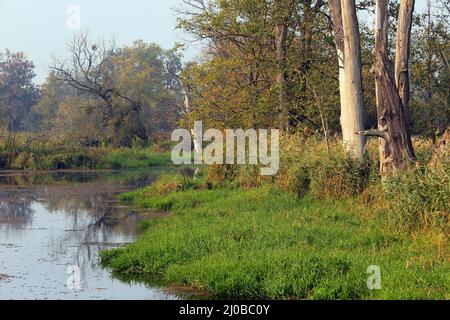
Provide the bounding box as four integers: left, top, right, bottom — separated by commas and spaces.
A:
100, 173, 449, 299
99, 149, 172, 170
0, 144, 172, 170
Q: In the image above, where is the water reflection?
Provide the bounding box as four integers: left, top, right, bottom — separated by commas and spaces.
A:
0, 170, 178, 300
0, 190, 33, 229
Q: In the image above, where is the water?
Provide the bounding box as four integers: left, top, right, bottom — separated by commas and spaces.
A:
0, 170, 180, 300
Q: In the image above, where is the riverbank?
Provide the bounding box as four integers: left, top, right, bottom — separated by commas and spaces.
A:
0, 146, 172, 170
100, 175, 449, 299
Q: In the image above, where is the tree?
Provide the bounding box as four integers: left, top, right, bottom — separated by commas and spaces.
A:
33, 71, 76, 131
178, 0, 336, 133
395, 0, 416, 159
373, 0, 392, 177
50, 34, 145, 146
359, 0, 415, 177
409, 0, 449, 141
274, 0, 295, 130
177, 0, 446, 167
0, 50, 40, 131
339, 0, 367, 159
49, 34, 183, 146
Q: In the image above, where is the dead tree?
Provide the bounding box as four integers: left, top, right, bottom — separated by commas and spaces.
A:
358, 0, 415, 177
395, 0, 416, 158
50, 34, 147, 146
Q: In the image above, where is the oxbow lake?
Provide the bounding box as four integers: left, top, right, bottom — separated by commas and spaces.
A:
0, 170, 183, 300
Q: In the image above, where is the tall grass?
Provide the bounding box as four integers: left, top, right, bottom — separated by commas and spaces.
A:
384, 164, 449, 231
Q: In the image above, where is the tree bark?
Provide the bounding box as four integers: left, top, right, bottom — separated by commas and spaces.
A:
374, 0, 392, 177
328, 0, 348, 154
274, 0, 296, 131
275, 21, 289, 130
370, 0, 415, 176
340, 0, 366, 159
395, 0, 416, 159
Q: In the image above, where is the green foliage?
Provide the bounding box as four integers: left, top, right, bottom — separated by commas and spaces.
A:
0, 50, 40, 131
178, 0, 344, 132
409, 7, 450, 139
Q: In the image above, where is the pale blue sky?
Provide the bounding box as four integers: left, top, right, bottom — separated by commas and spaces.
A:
0, 0, 202, 83
0, 1, 434, 84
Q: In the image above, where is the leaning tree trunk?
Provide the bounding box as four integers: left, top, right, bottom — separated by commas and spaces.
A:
360, 0, 415, 176
340, 0, 366, 159
395, 0, 416, 159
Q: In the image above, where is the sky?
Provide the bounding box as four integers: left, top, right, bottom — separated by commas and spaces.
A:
0, 0, 435, 84
0, 0, 202, 84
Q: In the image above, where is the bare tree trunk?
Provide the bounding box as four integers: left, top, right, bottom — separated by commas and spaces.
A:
374, 0, 392, 177
395, 0, 416, 159
181, 82, 192, 115
328, 0, 348, 153
361, 0, 415, 176
340, 0, 366, 159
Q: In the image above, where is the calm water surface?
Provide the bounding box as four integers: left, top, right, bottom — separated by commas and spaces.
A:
0, 170, 180, 300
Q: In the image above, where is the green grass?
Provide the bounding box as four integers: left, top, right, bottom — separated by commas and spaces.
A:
0, 143, 173, 170
100, 184, 450, 300
99, 149, 172, 169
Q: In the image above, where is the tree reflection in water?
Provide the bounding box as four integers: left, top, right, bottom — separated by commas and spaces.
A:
0, 190, 33, 228
0, 171, 160, 279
